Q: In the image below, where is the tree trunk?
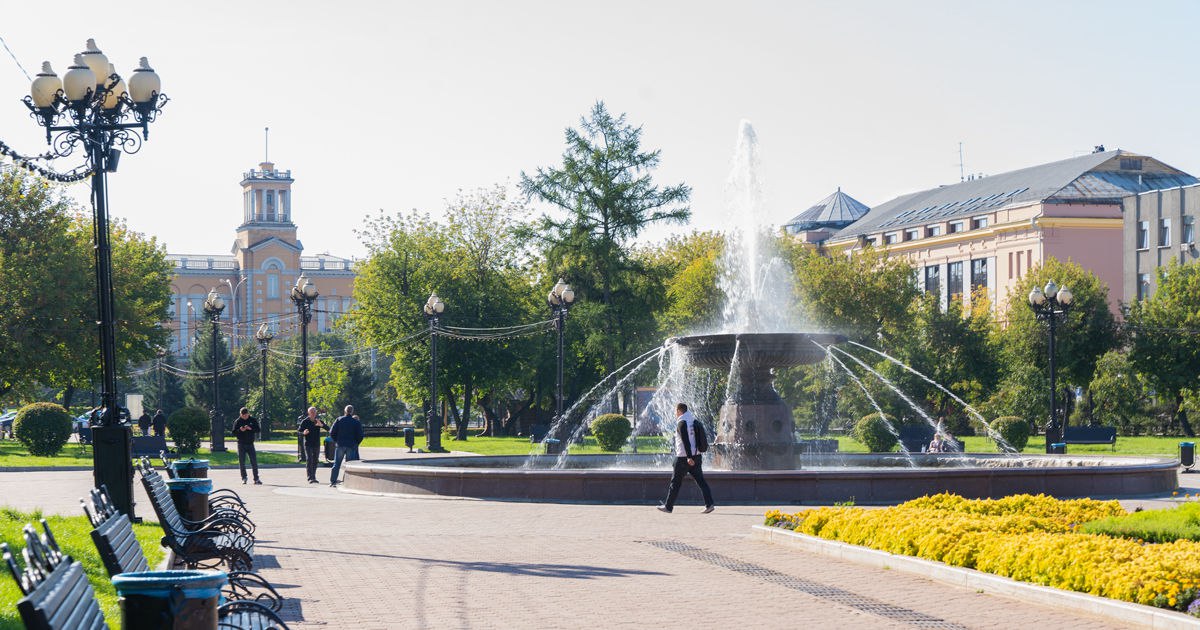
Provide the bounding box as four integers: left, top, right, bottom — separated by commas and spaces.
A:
62, 384, 76, 410
454, 376, 473, 441
1177, 393, 1195, 437
478, 392, 498, 437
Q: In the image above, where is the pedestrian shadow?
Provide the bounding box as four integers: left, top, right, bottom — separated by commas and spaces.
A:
254, 544, 666, 580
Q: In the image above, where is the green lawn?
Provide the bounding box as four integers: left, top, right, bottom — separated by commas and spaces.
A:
0, 440, 299, 468
1, 509, 166, 629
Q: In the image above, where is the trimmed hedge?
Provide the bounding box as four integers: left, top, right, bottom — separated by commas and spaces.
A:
13, 402, 73, 456
168, 407, 209, 454
991, 416, 1031, 451
852, 412, 896, 453
590, 414, 632, 451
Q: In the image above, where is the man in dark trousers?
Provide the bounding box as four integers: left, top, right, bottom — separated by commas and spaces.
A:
298, 406, 326, 484
658, 402, 715, 514
151, 409, 167, 437
137, 410, 152, 436
329, 405, 364, 487
233, 407, 262, 485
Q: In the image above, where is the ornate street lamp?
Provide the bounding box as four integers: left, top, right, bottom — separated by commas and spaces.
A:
290, 273, 318, 460
547, 279, 576, 429
22, 39, 167, 518
202, 289, 226, 452
1028, 280, 1074, 453
423, 292, 446, 452
255, 323, 275, 440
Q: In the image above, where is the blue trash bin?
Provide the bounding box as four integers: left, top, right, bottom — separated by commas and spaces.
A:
1050, 442, 1066, 455
403, 427, 415, 452
544, 438, 562, 455
166, 477, 213, 523
113, 569, 226, 630
170, 458, 210, 479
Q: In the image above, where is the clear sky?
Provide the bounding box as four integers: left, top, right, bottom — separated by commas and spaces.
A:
2, 0, 1198, 259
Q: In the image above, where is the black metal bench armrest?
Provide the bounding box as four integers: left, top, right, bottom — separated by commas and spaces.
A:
226, 570, 284, 612
217, 599, 291, 629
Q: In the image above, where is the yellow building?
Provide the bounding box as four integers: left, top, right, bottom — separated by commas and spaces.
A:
167, 161, 355, 355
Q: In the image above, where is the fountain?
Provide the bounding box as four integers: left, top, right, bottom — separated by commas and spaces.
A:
342, 121, 1178, 503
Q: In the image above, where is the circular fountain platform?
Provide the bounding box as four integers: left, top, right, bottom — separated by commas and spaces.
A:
343, 454, 1179, 504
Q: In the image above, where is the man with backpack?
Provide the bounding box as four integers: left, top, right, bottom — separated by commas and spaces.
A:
657, 402, 715, 514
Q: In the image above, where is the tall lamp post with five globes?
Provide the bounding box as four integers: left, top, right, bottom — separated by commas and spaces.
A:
22, 38, 166, 518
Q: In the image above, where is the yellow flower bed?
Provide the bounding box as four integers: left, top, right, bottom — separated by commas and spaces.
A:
765, 494, 1200, 613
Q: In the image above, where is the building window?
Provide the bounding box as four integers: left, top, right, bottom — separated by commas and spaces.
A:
904, 228, 920, 241
267, 273, 279, 299
1137, 273, 1152, 300
926, 225, 942, 237
1184, 216, 1196, 244
265, 191, 276, 221
971, 258, 988, 292
948, 221, 965, 234
884, 233, 899, 245
924, 265, 940, 295
1137, 221, 1150, 250
947, 262, 964, 300
1120, 158, 1143, 171
279, 191, 289, 221
1008, 252, 1013, 280
866, 236, 878, 246
1159, 218, 1172, 247
971, 216, 988, 230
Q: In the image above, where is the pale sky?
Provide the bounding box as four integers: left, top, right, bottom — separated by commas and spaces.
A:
2, 1, 1198, 260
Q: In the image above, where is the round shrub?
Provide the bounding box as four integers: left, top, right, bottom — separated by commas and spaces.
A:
590, 414, 632, 452
853, 412, 897, 453
13, 403, 73, 456
168, 407, 210, 454
991, 416, 1031, 452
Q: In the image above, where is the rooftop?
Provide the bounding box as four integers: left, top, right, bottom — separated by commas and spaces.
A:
784, 188, 870, 233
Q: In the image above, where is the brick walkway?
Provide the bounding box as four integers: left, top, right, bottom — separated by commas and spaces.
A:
0, 465, 1159, 629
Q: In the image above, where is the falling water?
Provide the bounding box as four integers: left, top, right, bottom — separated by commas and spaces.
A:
819, 342, 916, 464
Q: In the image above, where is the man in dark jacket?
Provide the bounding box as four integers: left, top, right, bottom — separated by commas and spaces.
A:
328, 405, 364, 487
657, 402, 714, 514
137, 411, 152, 436
232, 407, 262, 485
151, 409, 167, 437
297, 407, 326, 484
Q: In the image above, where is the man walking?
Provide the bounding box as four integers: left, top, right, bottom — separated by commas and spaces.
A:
658, 403, 715, 514
137, 410, 152, 436
151, 409, 167, 437
298, 407, 325, 484
233, 407, 262, 485
329, 405, 364, 487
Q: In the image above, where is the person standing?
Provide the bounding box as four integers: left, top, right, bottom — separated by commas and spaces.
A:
233, 407, 262, 485
329, 405, 364, 487
298, 407, 325, 484
151, 409, 167, 437
137, 410, 152, 436
658, 403, 715, 514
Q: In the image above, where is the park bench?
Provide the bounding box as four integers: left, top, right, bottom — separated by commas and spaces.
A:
362, 425, 402, 437
131, 435, 171, 458
138, 462, 256, 537
1062, 426, 1117, 450
4, 519, 287, 629
898, 426, 964, 454
82, 486, 283, 613
528, 424, 551, 443
155, 453, 251, 516
137, 463, 255, 572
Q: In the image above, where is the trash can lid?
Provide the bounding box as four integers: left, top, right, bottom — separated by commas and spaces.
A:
1051, 443, 1066, 447
170, 459, 210, 466
1182, 442, 1196, 447
113, 570, 227, 599
165, 478, 213, 493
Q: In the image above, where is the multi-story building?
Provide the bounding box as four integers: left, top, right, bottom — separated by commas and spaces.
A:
167, 160, 356, 355
1124, 183, 1200, 302
816, 150, 1196, 315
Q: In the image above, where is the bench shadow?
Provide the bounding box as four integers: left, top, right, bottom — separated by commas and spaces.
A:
254, 544, 666, 579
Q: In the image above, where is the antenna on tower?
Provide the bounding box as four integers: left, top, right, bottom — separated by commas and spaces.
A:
958, 142, 965, 183
264, 127, 270, 162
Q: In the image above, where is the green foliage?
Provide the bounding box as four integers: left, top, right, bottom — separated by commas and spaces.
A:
308, 357, 348, 415
1081, 502, 1200, 543
1127, 259, 1200, 436
184, 324, 243, 431
991, 416, 1031, 451
1088, 350, 1152, 435
647, 231, 725, 334
590, 413, 632, 451
853, 412, 897, 452
12, 402, 72, 456
168, 406, 209, 454
134, 350, 186, 416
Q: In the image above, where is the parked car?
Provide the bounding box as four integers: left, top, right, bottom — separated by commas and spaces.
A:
0, 410, 17, 437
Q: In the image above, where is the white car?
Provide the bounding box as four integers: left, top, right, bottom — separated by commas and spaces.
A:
0, 410, 16, 436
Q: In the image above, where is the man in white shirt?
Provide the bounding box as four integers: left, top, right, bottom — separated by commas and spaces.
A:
658, 402, 715, 513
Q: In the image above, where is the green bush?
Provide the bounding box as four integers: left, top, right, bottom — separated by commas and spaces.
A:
590, 414, 632, 451
168, 407, 209, 454
13, 402, 74, 456
853, 412, 896, 453
991, 416, 1031, 452
1081, 502, 1200, 543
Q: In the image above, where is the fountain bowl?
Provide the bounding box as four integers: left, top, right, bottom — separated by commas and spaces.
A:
671, 332, 847, 369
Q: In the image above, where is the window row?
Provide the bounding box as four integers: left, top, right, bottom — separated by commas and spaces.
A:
923, 258, 989, 299
1137, 216, 1196, 250
879, 216, 990, 245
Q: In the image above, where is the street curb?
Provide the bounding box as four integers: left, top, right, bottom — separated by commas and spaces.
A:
751, 525, 1200, 629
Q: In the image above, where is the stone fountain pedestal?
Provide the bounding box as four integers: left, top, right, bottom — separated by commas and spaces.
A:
673, 332, 846, 470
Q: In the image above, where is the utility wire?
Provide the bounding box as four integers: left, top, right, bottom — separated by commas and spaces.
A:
0, 34, 31, 81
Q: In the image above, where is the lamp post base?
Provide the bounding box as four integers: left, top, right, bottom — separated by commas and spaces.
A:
92, 424, 135, 519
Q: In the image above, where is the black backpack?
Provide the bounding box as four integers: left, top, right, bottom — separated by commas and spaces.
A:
694, 421, 709, 453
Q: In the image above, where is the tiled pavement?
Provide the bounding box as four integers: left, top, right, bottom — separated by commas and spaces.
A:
0, 464, 1160, 629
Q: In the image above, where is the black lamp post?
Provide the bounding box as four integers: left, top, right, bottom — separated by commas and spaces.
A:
22, 39, 167, 518
547, 279, 576, 428
423, 293, 446, 453
255, 323, 275, 440
202, 289, 226, 452
1028, 280, 1074, 453
290, 273, 318, 460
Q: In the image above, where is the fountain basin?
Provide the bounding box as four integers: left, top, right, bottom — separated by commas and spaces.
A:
342, 454, 1178, 504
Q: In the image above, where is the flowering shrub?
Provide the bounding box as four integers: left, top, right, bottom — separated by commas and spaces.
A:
765, 494, 1200, 614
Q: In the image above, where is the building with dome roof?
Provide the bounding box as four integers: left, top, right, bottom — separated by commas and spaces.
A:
783, 188, 870, 243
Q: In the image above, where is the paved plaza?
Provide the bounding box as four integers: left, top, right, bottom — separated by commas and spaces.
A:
1, 455, 1165, 630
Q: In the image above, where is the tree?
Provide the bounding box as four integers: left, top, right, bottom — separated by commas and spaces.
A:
134, 351, 186, 415
1127, 260, 1200, 436
641, 231, 725, 335
1087, 350, 1152, 435
184, 324, 244, 432
308, 357, 348, 416
520, 101, 691, 374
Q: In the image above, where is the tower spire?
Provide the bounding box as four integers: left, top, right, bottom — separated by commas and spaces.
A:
264, 126, 269, 162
